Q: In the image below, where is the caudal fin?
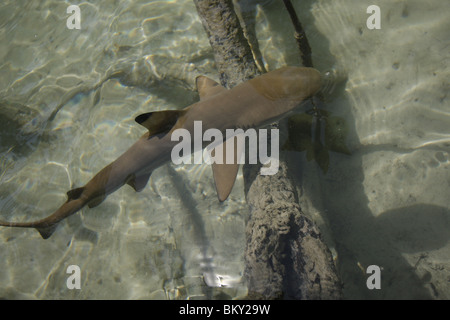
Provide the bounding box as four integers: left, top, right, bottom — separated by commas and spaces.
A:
1, 187, 87, 239
0, 220, 59, 239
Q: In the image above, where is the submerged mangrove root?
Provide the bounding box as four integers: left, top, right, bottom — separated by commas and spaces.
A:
194, 0, 342, 299
281, 0, 313, 68
233, 0, 268, 73
193, 0, 260, 88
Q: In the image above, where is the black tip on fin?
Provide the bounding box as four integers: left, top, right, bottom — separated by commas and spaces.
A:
135, 113, 152, 125
36, 224, 58, 239
67, 187, 84, 201
135, 110, 185, 137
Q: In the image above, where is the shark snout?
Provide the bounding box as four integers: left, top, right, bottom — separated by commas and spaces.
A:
319, 68, 347, 96
300, 67, 322, 98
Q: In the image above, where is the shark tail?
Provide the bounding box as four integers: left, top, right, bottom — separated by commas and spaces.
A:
0, 190, 88, 239
0, 220, 59, 239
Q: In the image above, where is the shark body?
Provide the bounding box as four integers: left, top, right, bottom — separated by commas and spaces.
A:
0, 66, 321, 239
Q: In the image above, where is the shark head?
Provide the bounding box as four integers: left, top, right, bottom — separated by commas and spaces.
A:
250, 66, 321, 103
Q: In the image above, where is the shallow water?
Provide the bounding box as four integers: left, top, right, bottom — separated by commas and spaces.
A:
0, 0, 449, 299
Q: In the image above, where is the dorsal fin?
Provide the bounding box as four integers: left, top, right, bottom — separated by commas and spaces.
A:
196, 75, 227, 100
135, 110, 185, 137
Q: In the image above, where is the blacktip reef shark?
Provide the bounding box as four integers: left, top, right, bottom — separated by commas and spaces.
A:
0, 66, 321, 239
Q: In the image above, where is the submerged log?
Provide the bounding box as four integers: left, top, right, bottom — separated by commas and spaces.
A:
193, 0, 260, 87
193, 0, 342, 299
243, 156, 342, 299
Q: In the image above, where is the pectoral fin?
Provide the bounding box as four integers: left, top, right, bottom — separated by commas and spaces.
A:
196, 75, 226, 100
135, 110, 186, 137
210, 134, 244, 202
127, 173, 151, 192
88, 194, 106, 208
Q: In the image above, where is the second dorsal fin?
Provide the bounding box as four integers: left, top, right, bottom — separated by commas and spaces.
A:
135, 110, 186, 137
67, 187, 84, 201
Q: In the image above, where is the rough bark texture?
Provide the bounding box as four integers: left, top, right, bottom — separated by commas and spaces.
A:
193, 0, 260, 88
243, 153, 342, 299
233, 0, 267, 73
193, 0, 342, 299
